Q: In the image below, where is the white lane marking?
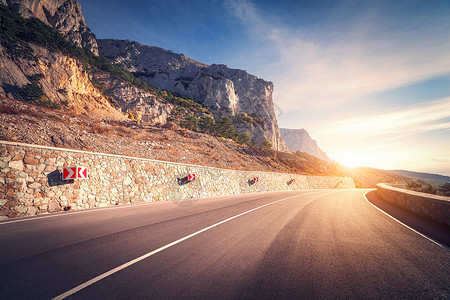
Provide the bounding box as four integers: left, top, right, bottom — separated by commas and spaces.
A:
364, 191, 449, 251
0, 201, 173, 225
52, 192, 323, 299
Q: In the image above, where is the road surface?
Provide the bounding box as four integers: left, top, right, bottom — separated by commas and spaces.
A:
0, 189, 448, 299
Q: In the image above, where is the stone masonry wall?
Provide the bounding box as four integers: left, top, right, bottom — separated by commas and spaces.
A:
0, 141, 355, 220
377, 183, 450, 227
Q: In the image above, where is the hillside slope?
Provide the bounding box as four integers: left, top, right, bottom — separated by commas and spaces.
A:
389, 170, 450, 184
1, 93, 411, 188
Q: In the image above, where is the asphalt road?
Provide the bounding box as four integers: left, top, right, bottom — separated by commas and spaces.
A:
0, 189, 448, 299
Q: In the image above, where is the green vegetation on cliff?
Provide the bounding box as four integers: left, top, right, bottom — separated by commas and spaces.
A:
0, 4, 251, 141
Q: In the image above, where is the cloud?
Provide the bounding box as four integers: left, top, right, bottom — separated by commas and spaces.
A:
433, 158, 450, 163
224, 0, 450, 175
225, 0, 450, 112
316, 97, 450, 138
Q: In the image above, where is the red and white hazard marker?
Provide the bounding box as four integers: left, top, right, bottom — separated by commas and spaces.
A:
187, 173, 196, 181
63, 166, 88, 180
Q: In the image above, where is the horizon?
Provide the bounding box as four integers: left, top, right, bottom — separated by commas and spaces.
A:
78, 0, 450, 176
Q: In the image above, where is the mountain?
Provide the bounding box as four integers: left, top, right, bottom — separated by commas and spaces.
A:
0, 41, 124, 119
0, 3, 176, 122
389, 170, 450, 184
1, 0, 98, 54
0, 0, 288, 149
0, 2, 421, 188
280, 128, 331, 162
0, 0, 290, 151
97, 39, 289, 152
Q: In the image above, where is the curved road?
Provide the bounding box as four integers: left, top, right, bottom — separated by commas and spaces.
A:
0, 189, 448, 299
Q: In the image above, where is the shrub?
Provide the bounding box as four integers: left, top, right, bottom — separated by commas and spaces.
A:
236, 113, 254, 124
168, 107, 187, 124
20, 82, 45, 101
0, 105, 18, 114
237, 132, 252, 146
261, 139, 273, 149
406, 181, 422, 191
199, 115, 215, 134
91, 123, 113, 134
35, 96, 59, 109
215, 117, 238, 140
29, 73, 44, 82
180, 115, 198, 131
251, 114, 266, 128
421, 184, 437, 195
438, 182, 450, 196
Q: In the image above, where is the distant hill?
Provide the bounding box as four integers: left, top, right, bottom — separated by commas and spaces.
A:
280, 128, 331, 162
389, 170, 450, 184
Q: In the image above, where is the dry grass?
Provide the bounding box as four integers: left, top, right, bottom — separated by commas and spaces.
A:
116, 125, 134, 137
91, 123, 114, 135
0, 105, 18, 114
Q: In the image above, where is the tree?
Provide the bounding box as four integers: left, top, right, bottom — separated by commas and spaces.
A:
438, 182, 450, 196
21, 82, 44, 101
215, 117, 238, 139
406, 181, 422, 191
238, 132, 252, 146
168, 107, 185, 124
261, 139, 272, 149
198, 115, 215, 134
422, 184, 437, 195
180, 115, 198, 131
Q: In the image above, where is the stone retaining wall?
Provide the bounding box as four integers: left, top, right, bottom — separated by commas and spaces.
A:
0, 141, 355, 220
376, 183, 450, 227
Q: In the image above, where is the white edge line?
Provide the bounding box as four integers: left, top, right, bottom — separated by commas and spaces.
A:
0, 190, 351, 225
0, 201, 172, 225
364, 191, 449, 251
0, 190, 327, 226
52, 193, 304, 299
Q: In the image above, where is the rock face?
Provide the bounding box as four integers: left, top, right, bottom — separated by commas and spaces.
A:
93, 71, 173, 124
0, 43, 123, 119
0, 41, 174, 123
1, 0, 98, 55
280, 128, 331, 162
98, 39, 289, 152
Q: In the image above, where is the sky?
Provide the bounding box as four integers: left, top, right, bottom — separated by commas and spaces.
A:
78, 0, 450, 176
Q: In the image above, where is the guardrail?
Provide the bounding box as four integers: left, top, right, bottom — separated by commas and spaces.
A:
376, 183, 450, 227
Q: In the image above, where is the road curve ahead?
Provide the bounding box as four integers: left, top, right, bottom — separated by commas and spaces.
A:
0, 189, 448, 299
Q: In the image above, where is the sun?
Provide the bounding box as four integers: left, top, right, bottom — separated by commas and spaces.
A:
336, 156, 364, 168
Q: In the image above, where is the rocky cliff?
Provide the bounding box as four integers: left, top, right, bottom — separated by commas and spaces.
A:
0, 43, 123, 118
280, 128, 331, 162
92, 71, 173, 124
1, 0, 98, 54
0, 1, 179, 123
1, 0, 289, 151
98, 39, 289, 152
0, 41, 175, 124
